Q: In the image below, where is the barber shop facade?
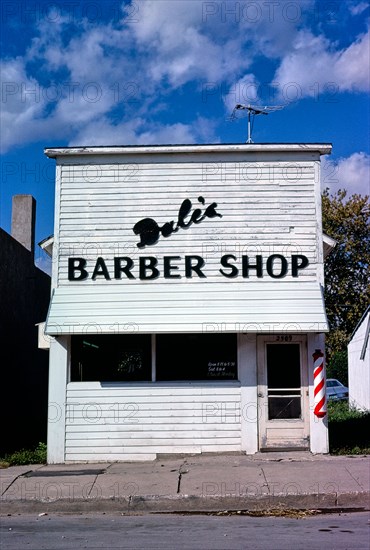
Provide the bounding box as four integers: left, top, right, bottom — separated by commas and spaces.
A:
45, 143, 332, 463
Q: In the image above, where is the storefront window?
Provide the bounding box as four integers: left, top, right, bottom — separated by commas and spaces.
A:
71, 333, 238, 382
156, 334, 238, 381
71, 335, 151, 382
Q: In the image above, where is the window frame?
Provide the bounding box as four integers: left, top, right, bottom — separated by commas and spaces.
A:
69, 333, 239, 383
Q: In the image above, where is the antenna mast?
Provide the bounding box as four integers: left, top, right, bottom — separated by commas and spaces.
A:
230, 104, 284, 143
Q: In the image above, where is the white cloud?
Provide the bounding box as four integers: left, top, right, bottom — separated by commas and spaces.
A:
139, 122, 197, 144
126, 0, 251, 87
322, 152, 370, 196
125, 0, 318, 88
1, 58, 52, 153
349, 2, 369, 16
1, 0, 369, 154
223, 74, 260, 113
67, 117, 144, 146
68, 115, 218, 147
238, 0, 316, 59
125, 0, 203, 43
334, 30, 370, 92
273, 28, 370, 100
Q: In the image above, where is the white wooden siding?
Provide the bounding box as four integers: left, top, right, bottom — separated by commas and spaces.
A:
57, 160, 319, 284
348, 311, 370, 411
45, 146, 328, 334
65, 382, 242, 461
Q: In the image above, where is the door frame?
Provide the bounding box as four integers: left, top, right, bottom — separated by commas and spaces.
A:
257, 334, 309, 450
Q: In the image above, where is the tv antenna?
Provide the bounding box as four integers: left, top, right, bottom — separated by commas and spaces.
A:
229, 103, 284, 143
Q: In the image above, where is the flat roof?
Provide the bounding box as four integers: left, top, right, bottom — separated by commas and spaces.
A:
44, 143, 332, 158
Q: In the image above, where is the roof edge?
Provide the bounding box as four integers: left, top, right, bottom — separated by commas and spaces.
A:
350, 305, 370, 341
44, 143, 333, 158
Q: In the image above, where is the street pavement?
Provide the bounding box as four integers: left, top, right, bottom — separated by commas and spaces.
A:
1, 452, 369, 514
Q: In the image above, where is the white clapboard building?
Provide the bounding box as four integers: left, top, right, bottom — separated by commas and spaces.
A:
44, 143, 333, 463
348, 306, 370, 411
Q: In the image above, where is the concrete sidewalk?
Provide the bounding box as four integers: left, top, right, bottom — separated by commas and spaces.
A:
1, 453, 369, 514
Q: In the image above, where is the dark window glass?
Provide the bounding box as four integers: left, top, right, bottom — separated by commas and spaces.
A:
71, 335, 151, 382
268, 396, 301, 419
266, 344, 301, 389
156, 334, 237, 381
266, 343, 301, 419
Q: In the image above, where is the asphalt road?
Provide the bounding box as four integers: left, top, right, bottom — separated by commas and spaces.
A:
1, 511, 369, 549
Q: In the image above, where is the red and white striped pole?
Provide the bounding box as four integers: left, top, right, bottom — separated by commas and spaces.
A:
313, 349, 326, 418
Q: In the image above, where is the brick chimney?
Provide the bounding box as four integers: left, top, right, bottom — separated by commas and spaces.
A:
11, 195, 36, 259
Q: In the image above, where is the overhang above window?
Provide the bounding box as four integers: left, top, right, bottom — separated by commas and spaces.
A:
45, 281, 328, 335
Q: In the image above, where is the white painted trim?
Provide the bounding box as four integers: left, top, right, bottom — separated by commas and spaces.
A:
51, 165, 61, 291
239, 333, 258, 454
314, 160, 325, 286
38, 235, 54, 257
257, 335, 309, 449
307, 333, 329, 453
47, 336, 69, 463
323, 233, 337, 260
44, 143, 333, 158
36, 321, 50, 350
66, 380, 241, 390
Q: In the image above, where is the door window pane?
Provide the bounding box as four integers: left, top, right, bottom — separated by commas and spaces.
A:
268, 396, 301, 419
266, 343, 301, 419
266, 344, 301, 388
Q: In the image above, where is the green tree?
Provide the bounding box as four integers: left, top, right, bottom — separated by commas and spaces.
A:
322, 189, 370, 371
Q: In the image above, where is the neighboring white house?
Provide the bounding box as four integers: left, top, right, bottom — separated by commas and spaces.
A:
43, 142, 333, 463
348, 306, 370, 411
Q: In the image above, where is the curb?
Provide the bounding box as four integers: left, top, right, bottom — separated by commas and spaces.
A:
1, 492, 369, 515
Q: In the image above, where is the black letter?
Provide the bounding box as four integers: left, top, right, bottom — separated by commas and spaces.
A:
92, 257, 111, 280
161, 221, 176, 238
163, 256, 181, 279
177, 199, 193, 228
190, 208, 204, 224
242, 255, 263, 278
185, 255, 206, 278
133, 218, 160, 248
114, 257, 135, 279
139, 257, 159, 280
266, 255, 288, 279
220, 255, 239, 278
291, 254, 309, 277
204, 201, 222, 219
68, 258, 88, 281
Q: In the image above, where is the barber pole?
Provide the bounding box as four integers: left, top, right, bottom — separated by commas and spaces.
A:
313, 349, 327, 418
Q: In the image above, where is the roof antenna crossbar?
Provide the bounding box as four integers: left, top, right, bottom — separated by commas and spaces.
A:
230, 104, 284, 143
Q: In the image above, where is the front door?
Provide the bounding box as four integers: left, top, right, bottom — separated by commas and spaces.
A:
257, 335, 309, 450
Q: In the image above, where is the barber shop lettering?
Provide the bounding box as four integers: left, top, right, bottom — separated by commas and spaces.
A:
67, 197, 310, 282
68, 254, 309, 281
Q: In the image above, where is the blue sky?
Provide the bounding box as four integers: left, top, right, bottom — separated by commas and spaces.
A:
1, 0, 369, 273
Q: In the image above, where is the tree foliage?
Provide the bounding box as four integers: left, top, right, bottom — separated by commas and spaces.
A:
322, 189, 370, 360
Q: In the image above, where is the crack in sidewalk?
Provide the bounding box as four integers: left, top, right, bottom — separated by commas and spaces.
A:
176, 460, 188, 494
345, 466, 365, 490
1, 471, 33, 497
1, 466, 44, 497
86, 466, 110, 498
260, 467, 270, 494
